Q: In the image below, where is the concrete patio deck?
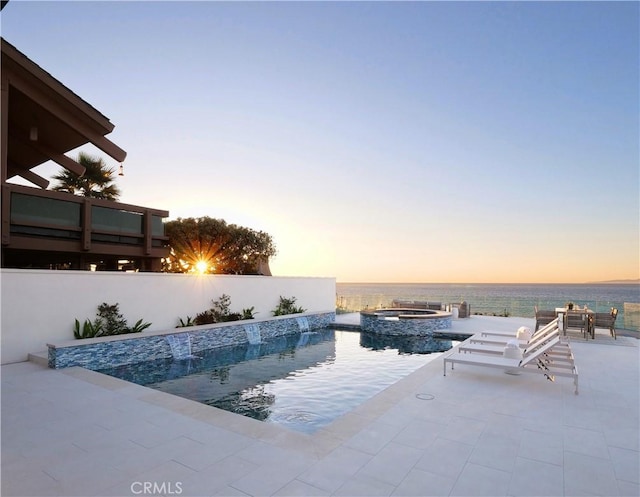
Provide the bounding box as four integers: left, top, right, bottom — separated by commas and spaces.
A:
2, 315, 638, 496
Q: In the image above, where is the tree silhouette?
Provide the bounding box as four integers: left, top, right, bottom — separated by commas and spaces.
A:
51, 151, 121, 200
163, 216, 276, 275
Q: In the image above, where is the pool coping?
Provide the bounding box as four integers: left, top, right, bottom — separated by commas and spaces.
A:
56, 335, 450, 459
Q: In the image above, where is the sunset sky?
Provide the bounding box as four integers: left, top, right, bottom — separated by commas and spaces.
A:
2, 1, 638, 283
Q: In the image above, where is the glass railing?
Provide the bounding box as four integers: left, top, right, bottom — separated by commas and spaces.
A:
91, 206, 143, 234
7, 185, 169, 249
11, 192, 81, 228
336, 294, 639, 332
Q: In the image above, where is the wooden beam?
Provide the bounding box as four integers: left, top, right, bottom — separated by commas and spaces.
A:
8, 131, 86, 177
82, 199, 92, 251
34, 142, 86, 177
1, 184, 11, 245
1, 72, 8, 184
144, 211, 152, 255
4, 234, 169, 258
15, 169, 50, 189
91, 135, 127, 163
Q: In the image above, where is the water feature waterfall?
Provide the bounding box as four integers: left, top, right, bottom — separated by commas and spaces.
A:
296, 316, 310, 332
296, 331, 317, 348
244, 323, 261, 345
165, 333, 198, 360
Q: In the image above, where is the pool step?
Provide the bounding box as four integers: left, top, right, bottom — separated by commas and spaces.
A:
28, 351, 48, 367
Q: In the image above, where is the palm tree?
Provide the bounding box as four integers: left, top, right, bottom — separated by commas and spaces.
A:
51, 152, 121, 200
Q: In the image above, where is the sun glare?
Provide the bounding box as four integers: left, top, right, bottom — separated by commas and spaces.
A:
195, 260, 209, 274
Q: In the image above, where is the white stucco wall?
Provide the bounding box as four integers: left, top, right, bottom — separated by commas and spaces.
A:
0, 269, 336, 364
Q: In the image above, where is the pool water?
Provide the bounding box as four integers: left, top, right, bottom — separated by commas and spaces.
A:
97, 329, 455, 434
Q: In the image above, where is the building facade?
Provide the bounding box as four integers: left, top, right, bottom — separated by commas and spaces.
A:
1, 38, 169, 271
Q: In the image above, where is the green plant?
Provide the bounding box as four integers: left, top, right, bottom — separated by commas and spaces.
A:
211, 294, 232, 322
194, 310, 215, 326
97, 303, 128, 336
191, 295, 256, 325
224, 312, 242, 322
73, 303, 151, 339
176, 316, 195, 328
241, 307, 257, 320
73, 318, 103, 339
272, 296, 306, 316
128, 319, 152, 333
51, 151, 121, 200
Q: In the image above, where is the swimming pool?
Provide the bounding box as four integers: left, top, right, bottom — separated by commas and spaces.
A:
97, 329, 455, 434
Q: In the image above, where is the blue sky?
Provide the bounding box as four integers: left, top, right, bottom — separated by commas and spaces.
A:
2, 1, 638, 283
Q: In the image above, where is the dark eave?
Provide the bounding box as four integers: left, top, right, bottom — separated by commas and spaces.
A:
1, 37, 126, 186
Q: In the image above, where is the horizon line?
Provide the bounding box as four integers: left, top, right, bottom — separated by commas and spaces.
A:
335, 280, 640, 285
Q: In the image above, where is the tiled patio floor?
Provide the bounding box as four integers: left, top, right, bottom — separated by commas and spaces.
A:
2, 315, 638, 496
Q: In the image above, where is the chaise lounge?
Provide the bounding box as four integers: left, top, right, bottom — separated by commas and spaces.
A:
459, 319, 559, 355
443, 326, 579, 394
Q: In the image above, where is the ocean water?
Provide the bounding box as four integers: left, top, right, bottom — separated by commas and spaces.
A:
336, 282, 640, 331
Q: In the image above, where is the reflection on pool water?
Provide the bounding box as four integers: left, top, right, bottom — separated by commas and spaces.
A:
97, 329, 456, 434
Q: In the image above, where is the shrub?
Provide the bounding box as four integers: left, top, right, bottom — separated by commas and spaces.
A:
211, 294, 232, 322
272, 296, 306, 316
73, 303, 151, 339
191, 295, 253, 325
194, 310, 215, 326
97, 303, 128, 336
225, 312, 242, 322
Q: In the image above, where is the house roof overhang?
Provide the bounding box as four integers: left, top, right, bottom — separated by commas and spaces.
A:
1, 38, 127, 188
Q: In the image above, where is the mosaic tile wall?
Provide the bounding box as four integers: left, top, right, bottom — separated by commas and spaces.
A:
360, 311, 451, 336
48, 312, 335, 369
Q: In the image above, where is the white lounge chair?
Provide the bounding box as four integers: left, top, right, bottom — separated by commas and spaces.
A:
443, 332, 579, 394
460, 319, 559, 355
474, 318, 558, 340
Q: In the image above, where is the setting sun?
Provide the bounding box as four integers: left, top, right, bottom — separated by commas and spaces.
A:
195, 260, 209, 274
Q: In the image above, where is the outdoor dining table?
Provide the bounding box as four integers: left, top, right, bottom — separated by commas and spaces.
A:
555, 307, 595, 339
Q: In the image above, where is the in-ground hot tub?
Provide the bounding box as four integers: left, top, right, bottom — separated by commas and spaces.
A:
360, 308, 452, 336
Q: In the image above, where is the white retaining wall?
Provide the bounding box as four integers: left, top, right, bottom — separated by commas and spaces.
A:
0, 269, 336, 364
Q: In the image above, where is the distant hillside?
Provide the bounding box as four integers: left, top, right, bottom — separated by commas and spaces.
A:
587, 279, 640, 285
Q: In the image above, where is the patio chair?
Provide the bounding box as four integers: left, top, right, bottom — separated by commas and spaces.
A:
534, 306, 557, 331
564, 311, 587, 338
443, 333, 578, 394
449, 301, 471, 318
592, 308, 618, 339
460, 319, 559, 355
458, 301, 470, 318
